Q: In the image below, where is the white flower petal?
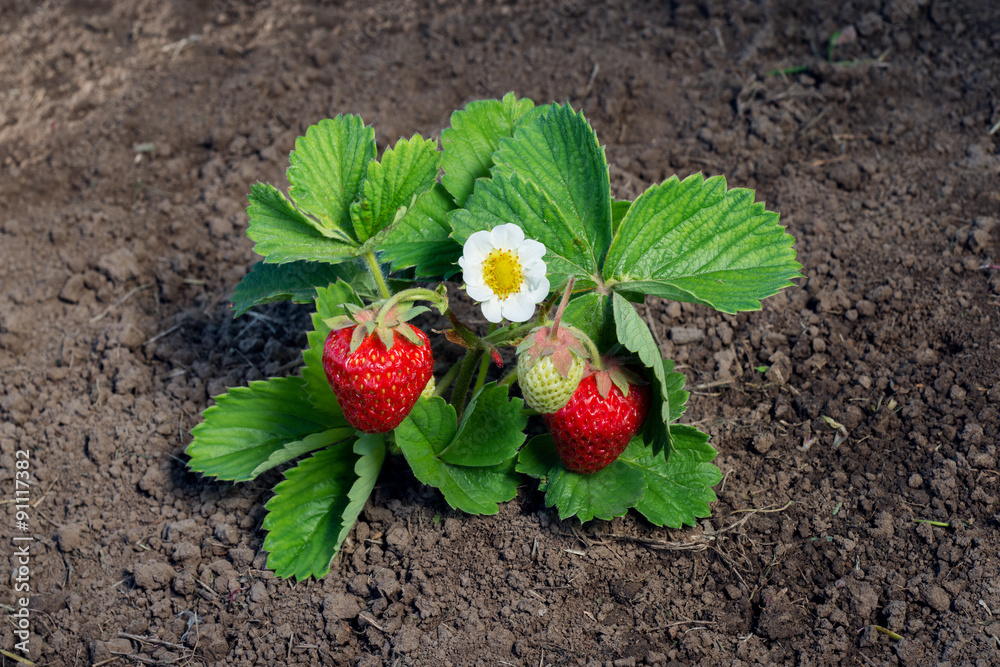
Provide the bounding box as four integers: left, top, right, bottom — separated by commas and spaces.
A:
490, 223, 524, 250
460, 222, 549, 321
463, 231, 494, 262
501, 293, 538, 322
522, 261, 547, 282
465, 283, 494, 302
517, 238, 546, 266
481, 297, 504, 323
522, 275, 550, 302
462, 260, 486, 287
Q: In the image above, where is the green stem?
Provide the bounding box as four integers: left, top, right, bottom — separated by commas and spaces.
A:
498, 368, 518, 387
483, 320, 536, 347
471, 323, 496, 395
364, 252, 392, 300
549, 277, 575, 337
375, 288, 450, 328
451, 349, 483, 419
433, 362, 462, 398
472, 348, 491, 396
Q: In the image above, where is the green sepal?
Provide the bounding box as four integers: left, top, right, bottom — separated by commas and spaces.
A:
230, 260, 355, 318
605, 174, 802, 313
395, 396, 521, 515
287, 114, 376, 238
619, 438, 720, 528
187, 377, 349, 482
301, 283, 364, 415
246, 183, 360, 264
441, 92, 536, 206
350, 323, 369, 354
262, 435, 385, 580
394, 322, 423, 346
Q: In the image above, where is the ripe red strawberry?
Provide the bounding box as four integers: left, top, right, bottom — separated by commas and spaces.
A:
322, 323, 433, 434
543, 367, 651, 475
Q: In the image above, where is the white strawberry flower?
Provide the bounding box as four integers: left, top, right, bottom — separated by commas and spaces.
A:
458, 223, 549, 323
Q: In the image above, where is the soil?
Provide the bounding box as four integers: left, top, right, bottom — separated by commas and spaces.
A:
2, 0, 999, 665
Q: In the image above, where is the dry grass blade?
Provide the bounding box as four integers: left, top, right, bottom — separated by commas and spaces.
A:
609, 500, 795, 552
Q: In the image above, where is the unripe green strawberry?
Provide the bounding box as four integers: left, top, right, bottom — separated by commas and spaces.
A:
518, 354, 585, 414
543, 366, 651, 475
515, 321, 589, 414
420, 375, 436, 400
322, 322, 433, 434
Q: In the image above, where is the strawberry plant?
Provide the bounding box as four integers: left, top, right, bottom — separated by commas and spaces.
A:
185, 94, 801, 579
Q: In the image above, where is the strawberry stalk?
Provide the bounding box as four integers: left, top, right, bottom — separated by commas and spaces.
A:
433, 362, 463, 398
548, 277, 575, 338
471, 323, 497, 396
374, 287, 449, 328
451, 349, 484, 418
363, 251, 392, 299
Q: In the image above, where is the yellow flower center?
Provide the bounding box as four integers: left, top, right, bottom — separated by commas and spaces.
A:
481, 249, 524, 300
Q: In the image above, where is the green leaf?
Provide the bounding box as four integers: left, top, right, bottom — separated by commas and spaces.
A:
301, 283, 363, 415
605, 174, 801, 313
545, 461, 645, 522
560, 291, 614, 350
517, 434, 644, 522
287, 115, 376, 237
350, 134, 439, 244
493, 104, 612, 270
619, 439, 721, 528
187, 377, 351, 482
449, 170, 600, 290
381, 183, 462, 279
380, 183, 462, 279
439, 383, 526, 467
612, 292, 671, 452
247, 183, 359, 264
516, 435, 560, 492
441, 92, 536, 206
333, 434, 386, 560
663, 358, 690, 423
248, 428, 350, 479
612, 199, 632, 234
396, 397, 521, 515
670, 424, 718, 463
230, 260, 355, 317
262, 439, 380, 580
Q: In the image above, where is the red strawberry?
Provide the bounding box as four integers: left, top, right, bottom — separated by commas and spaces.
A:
322, 323, 433, 434
543, 367, 651, 475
